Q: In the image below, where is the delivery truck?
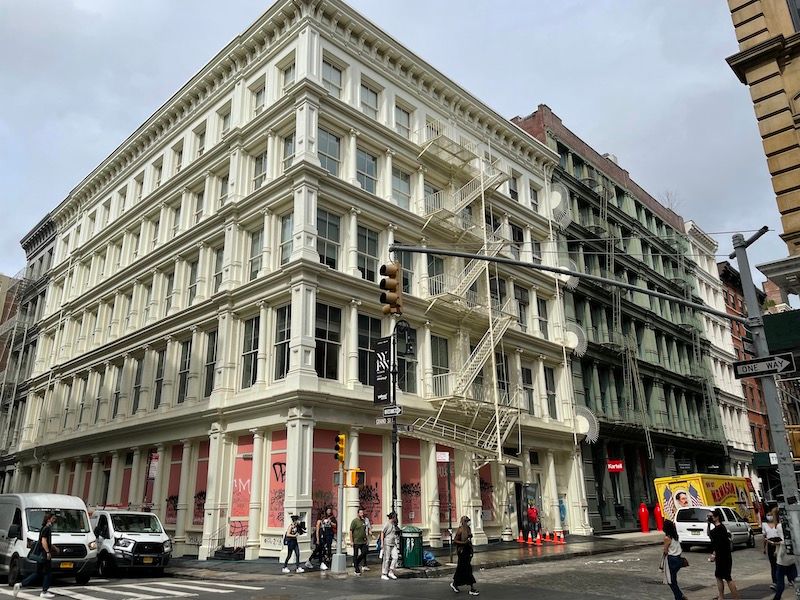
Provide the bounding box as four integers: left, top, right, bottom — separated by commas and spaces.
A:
654, 473, 761, 531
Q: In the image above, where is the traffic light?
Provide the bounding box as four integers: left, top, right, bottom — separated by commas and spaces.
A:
379, 262, 403, 315
334, 433, 347, 464
348, 468, 366, 487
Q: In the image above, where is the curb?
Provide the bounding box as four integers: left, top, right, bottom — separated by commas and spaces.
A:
166, 538, 663, 582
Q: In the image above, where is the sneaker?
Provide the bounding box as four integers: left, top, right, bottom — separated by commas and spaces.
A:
362, 566, 370, 571
295, 567, 305, 573
469, 590, 480, 596
320, 563, 328, 571
305, 561, 313, 569
281, 567, 291, 573
450, 582, 460, 593
388, 571, 397, 580
12, 583, 20, 598
41, 594, 56, 600
771, 584, 778, 591
381, 575, 390, 580
354, 571, 361, 576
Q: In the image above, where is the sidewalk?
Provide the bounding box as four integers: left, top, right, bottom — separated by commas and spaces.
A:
166, 531, 664, 582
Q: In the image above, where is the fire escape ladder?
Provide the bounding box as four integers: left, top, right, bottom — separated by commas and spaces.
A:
450, 232, 507, 299
623, 335, 654, 459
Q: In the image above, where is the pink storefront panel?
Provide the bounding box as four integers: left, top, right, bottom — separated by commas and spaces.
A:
400, 437, 421, 524
165, 445, 183, 524
312, 428, 338, 517
120, 467, 132, 506
231, 434, 254, 520
193, 441, 209, 526
478, 464, 494, 521
267, 429, 287, 528
436, 444, 457, 526
358, 433, 383, 527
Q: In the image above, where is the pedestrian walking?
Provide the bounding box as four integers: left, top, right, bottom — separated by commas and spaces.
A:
450, 515, 479, 596
380, 511, 400, 581
13, 512, 56, 598
708, 508, 741, 600
526, 503, 539, 540
659, 519, 687, 600
281, 515, 305, 574
768, 520, 797, 600
350, 508, 368, 575
763, 508, 781, 590
305, 509, 329, 570
363, 514, 372, 570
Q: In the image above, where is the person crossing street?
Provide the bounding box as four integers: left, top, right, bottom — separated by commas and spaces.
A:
350, 508, 369, 576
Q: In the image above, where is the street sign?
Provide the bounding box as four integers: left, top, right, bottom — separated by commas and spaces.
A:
373, 336, 392, 404
396, 424, 415, 433
436, 451, 450, 462
383, 405, 403, 417
375, 417, 393, 425
733, 353, 796, 379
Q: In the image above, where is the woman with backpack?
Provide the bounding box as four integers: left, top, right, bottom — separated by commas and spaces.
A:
450, 515, 479, 596
281, 515, 304, 574
304, 509, 329, 571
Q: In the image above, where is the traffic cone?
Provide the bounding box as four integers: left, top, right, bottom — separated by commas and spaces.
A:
526, 531, 534, 545
535, 531, 542, 546
555, 531, 563, 544
544, 530, 551, 543
517, 530, 524, 543
560, 532, 567, 545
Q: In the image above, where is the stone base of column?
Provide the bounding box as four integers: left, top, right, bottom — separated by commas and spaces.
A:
428, 531, 443, 548
245, 542, 261, 560
198, 542, 214, 561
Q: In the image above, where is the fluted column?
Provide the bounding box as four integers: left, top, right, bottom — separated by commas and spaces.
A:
383, 149, 395, 200
106, 451, 121, 505
87, 455, 102, 505
175, 439, 193, 555
347, 207, 361, 277
346, 128, 360, 185
199, 423, 225, 560
151, 444, 167, 517
128, 447, 143, 509
56, 461, 69, 494
546, 450, 562, 532
347, 299, 360, 388
256, 302, 268, 387
245, 430, 265, 560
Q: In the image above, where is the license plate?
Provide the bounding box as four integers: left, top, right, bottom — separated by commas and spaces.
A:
691, 530, 701, 536
60, 562, 74, 569
143, 557, 153, 564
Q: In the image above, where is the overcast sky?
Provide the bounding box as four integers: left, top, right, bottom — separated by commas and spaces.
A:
0, 0, 784, 292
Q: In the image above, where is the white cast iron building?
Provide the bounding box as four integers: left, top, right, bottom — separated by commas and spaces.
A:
15, 0, 592, 559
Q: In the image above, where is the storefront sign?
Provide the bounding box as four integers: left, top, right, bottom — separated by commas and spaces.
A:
607, 459, 624, 473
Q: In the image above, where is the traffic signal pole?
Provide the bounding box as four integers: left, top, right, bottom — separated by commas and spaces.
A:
730, 227, 800, 595
332, 434, 347, 574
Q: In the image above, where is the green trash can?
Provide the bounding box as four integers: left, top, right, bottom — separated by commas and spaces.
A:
401, 526, 423, 567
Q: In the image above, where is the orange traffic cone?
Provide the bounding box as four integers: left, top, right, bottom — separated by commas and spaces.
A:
544, 530, 551, 543
560, 532, 567, 544
526, 531, 534, 545
517, 530, 524, 543
535, 531, 542, 546
555, 531, 563, 544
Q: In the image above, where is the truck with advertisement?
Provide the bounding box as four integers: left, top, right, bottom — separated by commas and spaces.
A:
654, 473, 761, 531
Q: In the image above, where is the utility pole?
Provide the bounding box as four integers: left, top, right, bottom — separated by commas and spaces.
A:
730, 226, 800, 595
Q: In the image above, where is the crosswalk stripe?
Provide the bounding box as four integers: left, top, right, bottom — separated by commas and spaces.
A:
52, 589, 108, 600
0, 589, 42, 600
146, 582, 232, 594
100, 589, 161, 599
186, 582, 263, 591
115, 584, 194, 597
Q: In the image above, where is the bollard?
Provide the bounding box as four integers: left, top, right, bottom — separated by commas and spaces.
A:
654, 502, 663, 531
638, 502, 650, 533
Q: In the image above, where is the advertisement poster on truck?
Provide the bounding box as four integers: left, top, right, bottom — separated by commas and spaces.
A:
654, 473, 761, 530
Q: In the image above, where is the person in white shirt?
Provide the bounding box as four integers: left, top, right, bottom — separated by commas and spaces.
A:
660, 519, 686, 600
763, 508, 781, 590
767, 520, 797, 600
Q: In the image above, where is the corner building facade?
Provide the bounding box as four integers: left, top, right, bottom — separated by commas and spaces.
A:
16, 0, 591, 560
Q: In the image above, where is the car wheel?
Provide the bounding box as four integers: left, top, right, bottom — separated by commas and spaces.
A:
747, 532, 755, 548
76, 573, 91, 585
97, 553, 116, 577
7, 558, 19, 586
680, 543, 691, 552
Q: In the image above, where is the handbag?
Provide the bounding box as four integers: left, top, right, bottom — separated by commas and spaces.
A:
28, 541, 44, 563
680, 556, 689, 568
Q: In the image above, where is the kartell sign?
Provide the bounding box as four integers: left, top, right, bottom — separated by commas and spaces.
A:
607, 459, 624, 473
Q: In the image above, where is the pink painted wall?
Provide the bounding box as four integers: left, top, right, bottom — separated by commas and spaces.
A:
231, 434, 254, 518
267, 429, 287, 528
436, 444, 457, 527
358, 433, 383, 527
82, 461, 91, 500
399, 437, 421, 524
120, 467, 132, 506
312, 428, 338, 517
165, 445, 182, 524
479, 464, 494, 519
193, 441, 209, 525
143, 449, 157, 505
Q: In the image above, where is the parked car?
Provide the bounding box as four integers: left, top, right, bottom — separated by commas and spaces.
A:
0, 493, 97, 586
90, 510, 172, 576
675, 506, 755, 552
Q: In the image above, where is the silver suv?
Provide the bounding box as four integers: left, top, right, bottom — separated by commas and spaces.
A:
674, 506, 754, 552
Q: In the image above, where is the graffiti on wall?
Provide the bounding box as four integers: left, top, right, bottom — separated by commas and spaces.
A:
268, 459, 286, 527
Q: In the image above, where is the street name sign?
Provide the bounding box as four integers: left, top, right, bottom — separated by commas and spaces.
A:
383, 405, 403, 417
733, 353, 796, 379
375, 417, 393, 425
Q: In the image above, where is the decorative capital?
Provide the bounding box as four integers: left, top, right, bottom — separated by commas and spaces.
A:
385, 148, 396, 157
349, 127, 360, 138
350, 206, 361, 216
350, 298, 362, 308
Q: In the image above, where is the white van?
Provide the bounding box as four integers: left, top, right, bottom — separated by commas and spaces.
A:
89, 510, 172, 576
0, 493, 97, 585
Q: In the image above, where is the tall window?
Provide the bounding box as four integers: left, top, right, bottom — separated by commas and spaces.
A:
153, 350, 165, 409
93, 370, 105, 424
241, 317, 259, 389
172, 204, 182, 237
360, 82, 379, 118
315, 303, 341, 380
131, 358, 143, 415
322, 59, 342, 97
122, 293, 133, 330
253, 84, 266, 115
531, 240, 542, 265
283, 132, 295, 170
274, 306, 291, 380
356, 149, 378, 193
318, 128, 341, 176
187, 260, 198, 305
508, 176, 519, 200
253, 150, 268, 189
510, 223, 524, 260
357, 225, 379, 282
522, 367, 535, 415
280, 213, 293, 265
399, 246, 414, 294
530, 185, 540, 211
163, 273, 174, 316
218, 175, 229, 206
282, 62, 296, 88
177, 340, 191, 404
428, 255, 444, 295
193, 192, 204, 224
111, 366, 122, 419
398, 327, 417, 394
431, 335, 449, 396
249, 228, 263, 281
220, 107, 231, 134
196, 128, 206, 157
515, 285, 529, 332
544, 366, 557, 419
395, 105, 411, 138
316, 209, 341, 269
358, 314, 382, 385
203, 330, 217, 398
537, 298, 549, 340
142, 284, 152, 323
213, 247, 224, 293
153, 162, 163, 188
392, 167, 411, 210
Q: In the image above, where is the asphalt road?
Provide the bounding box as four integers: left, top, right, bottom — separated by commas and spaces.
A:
3, 544, 778, 600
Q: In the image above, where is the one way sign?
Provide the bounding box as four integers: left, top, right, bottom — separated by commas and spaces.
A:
733, 353, 796, 379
